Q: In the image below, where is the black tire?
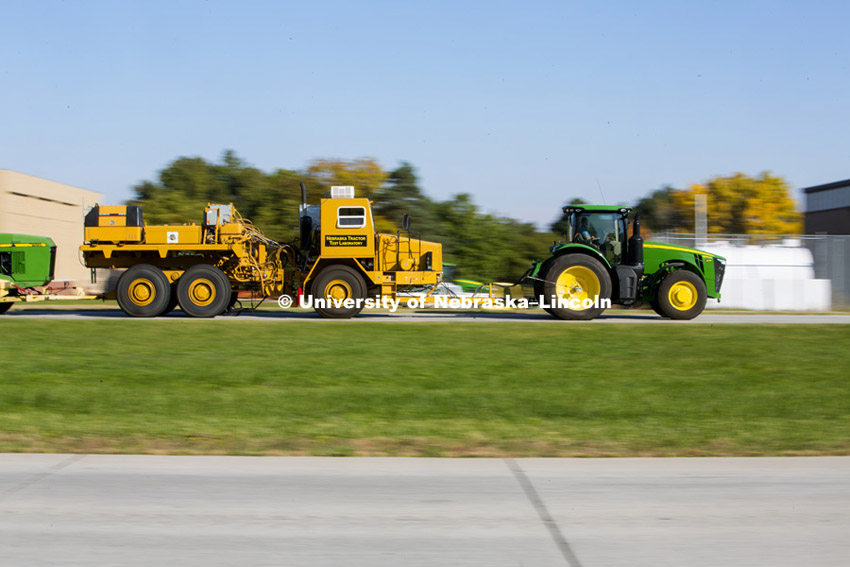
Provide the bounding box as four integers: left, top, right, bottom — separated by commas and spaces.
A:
310, 265, 367, 318
176, 265, 232, 318
656, 270, 707, 320
0, 302, 12, 314
542, 254, 612, 320
116, 264, 172, 317
649, 297, 667, 318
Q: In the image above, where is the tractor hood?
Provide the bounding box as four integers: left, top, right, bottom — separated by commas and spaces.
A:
644, 241, 726, 262
643, 240, 727, 298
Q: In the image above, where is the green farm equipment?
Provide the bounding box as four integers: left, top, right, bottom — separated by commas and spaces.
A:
527, 205, 726, 320
0, 233, 93, 313
0, 234, 57, 313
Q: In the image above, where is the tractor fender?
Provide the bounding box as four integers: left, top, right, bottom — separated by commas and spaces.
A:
549, 244, 613, 270
659, 260, 704, 278
303, 259, 371, 293
531, 245, 614, 300
642, 260, 703, 298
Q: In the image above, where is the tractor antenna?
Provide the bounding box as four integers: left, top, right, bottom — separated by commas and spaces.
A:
596, 178, 606, 205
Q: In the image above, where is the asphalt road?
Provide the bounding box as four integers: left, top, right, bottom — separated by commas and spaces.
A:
1, 455, 848, 567
3, 307, 850, 323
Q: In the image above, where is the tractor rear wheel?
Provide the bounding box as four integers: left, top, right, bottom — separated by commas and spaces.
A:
656, 270, 706, 320
116, 264, 172, 317
310, 266, 367, 318
543, 255, 612, 320
177, 265, 232, 318
0, 302, 12, 314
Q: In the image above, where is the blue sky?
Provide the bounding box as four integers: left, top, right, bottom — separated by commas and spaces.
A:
2, 1, 848, 228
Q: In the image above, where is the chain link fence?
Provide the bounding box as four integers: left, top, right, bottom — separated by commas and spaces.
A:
805, 235, 850, 308
652, 231, 850, 309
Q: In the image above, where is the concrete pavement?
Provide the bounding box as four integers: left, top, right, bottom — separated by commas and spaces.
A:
1, 455, 848, 566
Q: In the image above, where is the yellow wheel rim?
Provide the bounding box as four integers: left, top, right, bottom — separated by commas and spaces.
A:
128, 278, 155, 307
324, 278, 353, 301
554, 266, 600, 309
187, 278, 216, 307
668, 281, 698, 311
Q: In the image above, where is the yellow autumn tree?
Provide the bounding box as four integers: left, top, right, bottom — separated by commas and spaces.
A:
306, 158, 388, 199
669, 172, 802, 234
740, 175, 803, 234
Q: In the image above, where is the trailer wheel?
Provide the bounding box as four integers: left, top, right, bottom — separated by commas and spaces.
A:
177, 265, 232, 318
656, 270, 706, 320
116, 264, 172, 317
310, 265, 367, 318
543, 254, 612, 320
0, 303, 12, 314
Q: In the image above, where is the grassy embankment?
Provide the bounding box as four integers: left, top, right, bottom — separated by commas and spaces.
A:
1, 319, 848, 456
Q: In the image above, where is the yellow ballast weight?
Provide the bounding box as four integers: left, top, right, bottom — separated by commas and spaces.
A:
84, 205, 144, 243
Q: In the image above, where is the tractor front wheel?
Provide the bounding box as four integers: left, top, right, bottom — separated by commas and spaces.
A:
310, 266, 367, 318
116, 264, 172, 317
656, 270, 707, 320
0, 302, 12, 314
649, 297, 667, 318
542, 255, 612, 320
177, 265, 232, 318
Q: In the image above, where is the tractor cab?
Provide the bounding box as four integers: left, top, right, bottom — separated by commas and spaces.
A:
529, 204, 645, 315
561, 206, 632, 265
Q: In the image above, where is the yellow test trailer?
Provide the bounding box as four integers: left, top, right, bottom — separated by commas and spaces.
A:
81, 185, 443, 318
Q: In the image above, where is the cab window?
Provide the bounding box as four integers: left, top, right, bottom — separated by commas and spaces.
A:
337, 207, 366, 229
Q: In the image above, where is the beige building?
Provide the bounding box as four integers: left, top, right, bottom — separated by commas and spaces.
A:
0, 170, 103, 287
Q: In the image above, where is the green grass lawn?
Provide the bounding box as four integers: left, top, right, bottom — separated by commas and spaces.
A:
1, 319, 848, 457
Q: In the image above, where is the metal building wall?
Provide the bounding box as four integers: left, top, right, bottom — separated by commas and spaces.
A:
0, 170, 102, 287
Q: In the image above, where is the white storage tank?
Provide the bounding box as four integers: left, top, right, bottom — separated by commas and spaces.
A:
701, 242, 831, 311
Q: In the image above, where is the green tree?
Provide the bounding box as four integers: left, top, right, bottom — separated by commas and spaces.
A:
244, 168, 304, 241
129, 151, 561, 281
427, 194, 550, 282
158, 156, 225, 200
129, 150, 303, 240
549, 198, 587, 237
373, 162, 439, 234
634, 186, 686, 234
431, 194, 495, 280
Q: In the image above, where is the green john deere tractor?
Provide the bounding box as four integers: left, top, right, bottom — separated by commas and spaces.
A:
527, 205, 726, 320
0, 234, 57, 314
